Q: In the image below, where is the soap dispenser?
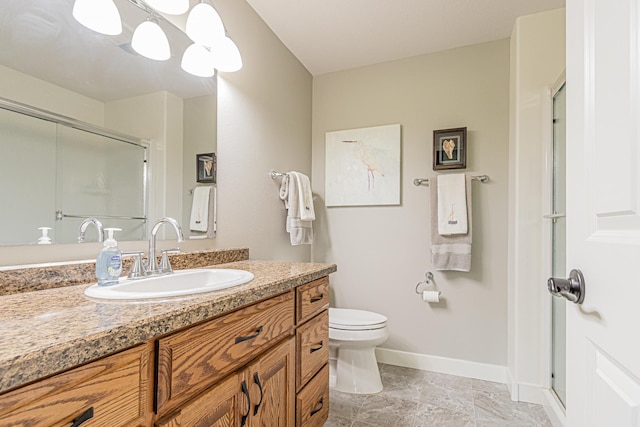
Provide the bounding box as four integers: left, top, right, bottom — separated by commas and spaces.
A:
96, 227, 122, 286
37, 227, 52, 244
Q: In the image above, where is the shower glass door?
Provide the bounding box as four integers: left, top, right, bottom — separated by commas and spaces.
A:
551, 82, 567, 407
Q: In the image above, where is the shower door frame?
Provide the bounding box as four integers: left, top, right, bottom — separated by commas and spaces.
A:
540, 72, 567, 426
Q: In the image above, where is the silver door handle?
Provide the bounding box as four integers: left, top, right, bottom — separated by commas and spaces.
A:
547, 269, 585, 304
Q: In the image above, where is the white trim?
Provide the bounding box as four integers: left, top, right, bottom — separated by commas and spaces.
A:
517, 381, 544, 404
375, 347, 507, 384
542, 388, 566, 427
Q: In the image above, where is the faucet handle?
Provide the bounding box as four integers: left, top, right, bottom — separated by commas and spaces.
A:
122, 251, 145, 279
160, 249, 181, 274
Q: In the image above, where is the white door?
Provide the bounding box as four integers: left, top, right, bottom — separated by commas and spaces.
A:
565, 0, 640, 426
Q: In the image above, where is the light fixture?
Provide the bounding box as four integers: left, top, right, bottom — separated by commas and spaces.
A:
131, 18, 171, 61
211, 37, 243, 73
72, 0, 122, 35
181, 44, 216, 77
143, 0, 189, 15
71, 0, 242, 74
186, 2, 225, 47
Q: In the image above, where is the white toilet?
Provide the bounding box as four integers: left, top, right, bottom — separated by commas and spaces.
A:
328, 307, 389, 394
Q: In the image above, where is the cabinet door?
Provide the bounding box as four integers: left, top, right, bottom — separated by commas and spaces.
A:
155, 373, 246, 427
247, 338, 295, 427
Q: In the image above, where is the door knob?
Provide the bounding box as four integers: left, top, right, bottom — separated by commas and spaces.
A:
547, 269, 585, 304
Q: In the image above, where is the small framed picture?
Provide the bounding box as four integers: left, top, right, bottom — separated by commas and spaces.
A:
196, 153, 216, 183
433, 127, 467, 170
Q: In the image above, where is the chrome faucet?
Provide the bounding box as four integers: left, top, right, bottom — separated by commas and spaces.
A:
77, 218, 104, 243
146, 217, 184, 275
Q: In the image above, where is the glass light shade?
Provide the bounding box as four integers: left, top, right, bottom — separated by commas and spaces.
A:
211, 37, 243, 72
186, 2, 225, 47
131, 19, 170, 61
144, 0, 189, 15
72, 0, 122, 35
181, 44, 216, 77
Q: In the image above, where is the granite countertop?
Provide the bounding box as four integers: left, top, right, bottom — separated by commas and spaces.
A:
0, 259, 336, 394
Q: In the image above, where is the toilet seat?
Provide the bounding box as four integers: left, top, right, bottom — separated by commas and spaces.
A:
329, 308, 387, 331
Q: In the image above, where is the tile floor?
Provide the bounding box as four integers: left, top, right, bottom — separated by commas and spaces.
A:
324, 363, 553, 427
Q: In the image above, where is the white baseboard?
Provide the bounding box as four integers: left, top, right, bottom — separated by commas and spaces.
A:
517, 382, 544, 404
542, 389, 566, 427
375, 347, 508, 384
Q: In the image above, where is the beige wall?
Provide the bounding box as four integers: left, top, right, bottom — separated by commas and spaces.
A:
312, 39, 510, 366
213, 0, 313, 261
508, 8, 566, 402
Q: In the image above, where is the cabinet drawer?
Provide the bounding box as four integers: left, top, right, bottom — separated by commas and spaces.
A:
0, 344, 150, 427
296, 310, 328, 391
296, 277, 329, 324
296, 364, 329, 427
156, 291, 294, 413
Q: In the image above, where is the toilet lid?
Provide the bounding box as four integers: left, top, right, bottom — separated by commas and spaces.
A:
329, 308, 387, 330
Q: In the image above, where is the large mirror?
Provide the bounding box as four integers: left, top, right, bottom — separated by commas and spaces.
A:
0, 0, 217, 246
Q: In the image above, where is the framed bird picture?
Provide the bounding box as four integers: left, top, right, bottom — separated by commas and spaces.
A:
433, 127, 467, 170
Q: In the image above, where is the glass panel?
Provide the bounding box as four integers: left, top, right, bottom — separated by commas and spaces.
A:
55, 125, 147, 243
551, 83, 567, 407
0, 109, 57, 245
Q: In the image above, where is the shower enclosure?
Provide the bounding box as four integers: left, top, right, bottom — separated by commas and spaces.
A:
549, 81, 567, 408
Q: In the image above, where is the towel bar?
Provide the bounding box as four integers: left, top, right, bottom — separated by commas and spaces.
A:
413, 175, 489, 186
269, 170, 286, 179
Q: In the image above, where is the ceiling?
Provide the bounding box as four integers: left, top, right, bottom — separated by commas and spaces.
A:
246, 0, 566, 75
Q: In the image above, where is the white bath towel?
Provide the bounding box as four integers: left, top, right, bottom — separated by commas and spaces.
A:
279, 171, 314, 245
190, 186, 210, 232
437, 174, 468, 235
430, 175, 472, 272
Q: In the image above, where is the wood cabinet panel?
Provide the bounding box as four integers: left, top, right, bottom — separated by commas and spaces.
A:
156, 292, 294, 414
0, 343, 151, 427
296, 278, 329, 324
296, 310, 328, 391
155, 372, 243, 427
296, 365, 329, 427
247, 338, 295, 427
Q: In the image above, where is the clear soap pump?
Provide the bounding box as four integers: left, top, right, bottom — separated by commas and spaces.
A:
96, 227, 122, 286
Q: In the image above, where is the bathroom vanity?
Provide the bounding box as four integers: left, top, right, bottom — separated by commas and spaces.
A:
0, 249, 335, 426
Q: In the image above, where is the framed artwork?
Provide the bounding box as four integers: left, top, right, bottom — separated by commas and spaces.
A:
196, 153, 216, 183
433, 127, 467, 170
325, 124, 401, 206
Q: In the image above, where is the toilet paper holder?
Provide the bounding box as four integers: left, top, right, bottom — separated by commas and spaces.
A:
415, 272, 434, 294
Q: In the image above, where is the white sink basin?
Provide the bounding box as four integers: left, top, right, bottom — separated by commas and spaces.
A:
84, 268, 254, 300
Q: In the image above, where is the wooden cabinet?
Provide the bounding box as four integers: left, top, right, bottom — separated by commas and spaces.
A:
245, 337, 295, 426
156, 292, 294, 415
296, 277, 329, 323
156, 338, 295, 427
294, 277, 330, 426
0, 275, 331, 427
0, 343, 152, 427
296, 365, 329, 427
296, 310, 328, 391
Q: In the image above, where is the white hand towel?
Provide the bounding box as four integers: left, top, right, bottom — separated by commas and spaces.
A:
190, 186, 211, 232
437, 174, 468, 235
430, 175, 472, 272
290, 171, 315, 221
279, 171, 314, 245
